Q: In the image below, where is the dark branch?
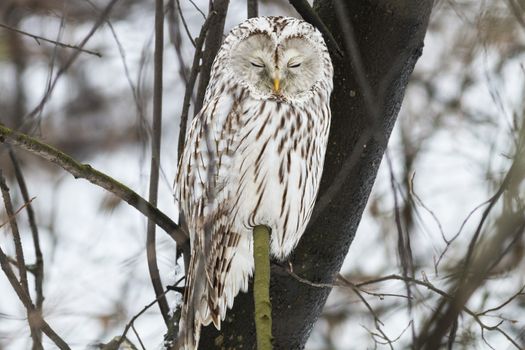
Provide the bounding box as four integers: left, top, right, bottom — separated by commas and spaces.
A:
8, 149, 45, 349
247, 0, 258, 18
193, 0, 230, 115
0, 181, 68, 350
146, 0, 171, 327
177, 11, 216, 162
289, 0, 342, 57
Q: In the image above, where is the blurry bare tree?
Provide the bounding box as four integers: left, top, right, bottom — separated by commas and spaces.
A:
0, 0, 524, 349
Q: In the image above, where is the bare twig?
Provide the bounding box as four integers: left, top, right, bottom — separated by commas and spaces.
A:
287, 263, 522, 350
0, 196, 35, 229
0, 124, 188, 245
478, 285, 525, 316
146, 0, 171, 327
0, 177, 66, 349
0, 23, 102, 57
8, 150, 44, 308
84, 0, 148, 132
116, 288, 173, 349
8, 149, 45, 348
177, 11, 215, 161
289, 0, 342, 57
0, 245, 70, 349
26, 0, 121, 120
0, 171, 29, 295
167, 0, 190, 86
355, 273, 522, 349
193, 0, 230, 115
462, 159, 521, 270
418, 217, 525, 349
131, 324, 146, 350
0, 171, 42, 349
175, 0, 197, 47
187, 0, 207, 19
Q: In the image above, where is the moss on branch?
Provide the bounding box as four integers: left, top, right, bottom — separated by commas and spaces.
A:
253, 225, 272, 350
0, 124, 188, 245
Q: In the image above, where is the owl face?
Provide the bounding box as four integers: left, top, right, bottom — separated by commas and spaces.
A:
229, 32, 324, 100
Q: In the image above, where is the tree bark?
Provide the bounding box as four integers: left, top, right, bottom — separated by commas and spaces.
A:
198, 1, 434, 348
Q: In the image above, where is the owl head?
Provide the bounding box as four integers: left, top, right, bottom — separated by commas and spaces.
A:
209, 16, 333, 103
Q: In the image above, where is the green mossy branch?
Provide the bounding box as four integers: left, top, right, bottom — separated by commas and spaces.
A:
0, 124, 188, 245
253, 225, 272, 350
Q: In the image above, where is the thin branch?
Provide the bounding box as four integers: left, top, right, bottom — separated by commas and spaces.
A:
0, 196, 35, 229
84, 0, 148, 132
131, 324, 146, 350
147, 0, 171, 327
463, 159, 520, 269
478, 285, 525, 316
193, 0, 230, 115
289, 0, 342, 57
8, 150, 44, 311
0, 124, 188, 245
167, 0, 190, 86
176, 0, 197, 47
0, 215, 68, 350
0, 171, 29, 296
177, 11, 215, 162
0, 171, 42, 349
0, 23, 102, 57
287, 266, 522, 349
26, 0, 121, 120
116, 288, 173, 349
187, 0, 207, 19
8, 149, 44, 349
354, 274, 522, 349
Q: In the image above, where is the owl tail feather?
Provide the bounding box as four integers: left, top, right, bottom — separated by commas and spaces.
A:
176, 247, 207, 350
176, 225, 254, 349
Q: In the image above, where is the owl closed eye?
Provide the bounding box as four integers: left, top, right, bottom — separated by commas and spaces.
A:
229, 33, 325, 100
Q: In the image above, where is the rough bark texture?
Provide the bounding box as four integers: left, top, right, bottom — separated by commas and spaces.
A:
199, 1, 434, 348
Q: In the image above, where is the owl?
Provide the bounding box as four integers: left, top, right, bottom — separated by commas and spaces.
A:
175, 16, 333, 349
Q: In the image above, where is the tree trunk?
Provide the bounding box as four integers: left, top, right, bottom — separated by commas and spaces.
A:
198, 1, 434, 348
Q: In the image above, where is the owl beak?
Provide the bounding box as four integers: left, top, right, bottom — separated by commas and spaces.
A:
273, 78, 280, 93
272, 70, 281, 93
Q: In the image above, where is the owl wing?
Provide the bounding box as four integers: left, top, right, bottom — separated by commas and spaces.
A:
176, 92, 244, 349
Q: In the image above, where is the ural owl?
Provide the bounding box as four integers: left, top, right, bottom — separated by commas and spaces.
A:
176, 16, 333, 349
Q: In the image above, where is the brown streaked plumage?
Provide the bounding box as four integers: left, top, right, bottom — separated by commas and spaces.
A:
175, 16, 333, 349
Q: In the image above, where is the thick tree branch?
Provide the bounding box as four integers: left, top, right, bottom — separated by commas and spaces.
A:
0, 124, 188, 245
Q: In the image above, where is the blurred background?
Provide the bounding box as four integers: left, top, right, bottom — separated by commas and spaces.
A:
0, 0, 524, 349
